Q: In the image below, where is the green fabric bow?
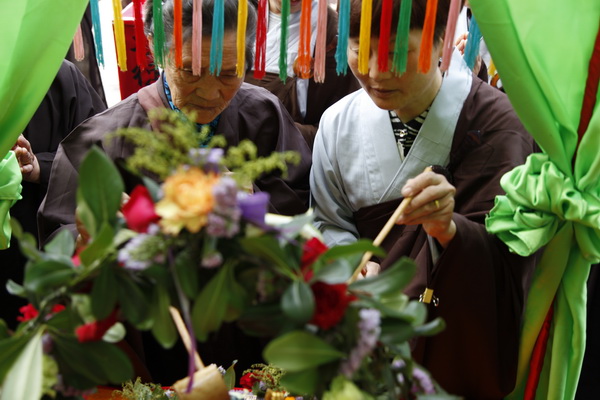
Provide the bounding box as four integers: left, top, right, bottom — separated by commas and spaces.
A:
470, 0, 600, 398
0, 152, 23, 249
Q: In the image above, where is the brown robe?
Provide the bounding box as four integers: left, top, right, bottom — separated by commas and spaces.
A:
244, 6, 361, 148
353, 78, 538, 399
38, 78, 312, 244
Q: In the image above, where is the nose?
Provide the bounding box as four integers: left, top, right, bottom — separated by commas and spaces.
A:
368, 48, 392, 81
195, 75, 221, 101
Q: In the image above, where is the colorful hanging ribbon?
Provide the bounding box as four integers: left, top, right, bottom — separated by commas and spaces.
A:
210, 0, 225, 74
392, 0, 411, 75
193, 0, 203, 76
335, 0, 350, 75
357, 0, 373, 74
133, 0, 148, 70
253, 0, 268, 79
463, 13, 482, 71
313, 0, 328, 83
112, 0, 128, 71
377, 0, 393, 72
418, 0, 438, 73
73, 24, 85, 61
89, 0, 104, 67
279, 0, 291, 81
174, 0, 184, 68
296, 0, 312, 79
153, 0, 166, 66
439, 0, 461, 72
236, 0, 247, 77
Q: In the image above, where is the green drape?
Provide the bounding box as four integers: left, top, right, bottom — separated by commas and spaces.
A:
470, 0, 600, 399
0, 0, 89, 247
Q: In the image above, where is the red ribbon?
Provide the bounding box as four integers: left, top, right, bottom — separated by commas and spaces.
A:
133, 0, 148, 70
253, 0, 268, 79
377, 0, 393, 72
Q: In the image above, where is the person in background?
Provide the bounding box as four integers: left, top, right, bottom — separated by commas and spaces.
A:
245, 0, 360, 148
309, 0, 538, 397
38, 0, 311, 384
1, 60, 106, 330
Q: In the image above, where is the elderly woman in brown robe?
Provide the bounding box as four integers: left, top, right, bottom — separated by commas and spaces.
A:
38, 0, 311, 383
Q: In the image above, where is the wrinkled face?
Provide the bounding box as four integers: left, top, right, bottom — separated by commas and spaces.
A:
347, 30, 443, 122
164, 32, 244, 124
268, 0, 303, 15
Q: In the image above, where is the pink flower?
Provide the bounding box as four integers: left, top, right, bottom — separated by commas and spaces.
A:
75, 311, 118, 343
310, 282, 356, 330
122, 185, 160, 233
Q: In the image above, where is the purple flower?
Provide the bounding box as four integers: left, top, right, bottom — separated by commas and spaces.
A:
206, 177, 242, 238
238, 192, 270, 225
411, 366, 435, 394
189, 148, 224, 173
117, 225, 165, 270
339, 308, 381, 378
201, 252, 223, 268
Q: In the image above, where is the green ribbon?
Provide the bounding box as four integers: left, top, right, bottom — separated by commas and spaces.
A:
470, 0, 600, 398
0, 152, 23, 249
486, 152, 600, 262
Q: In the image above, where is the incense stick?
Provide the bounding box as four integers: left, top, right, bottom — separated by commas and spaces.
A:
169, 306, 205, 370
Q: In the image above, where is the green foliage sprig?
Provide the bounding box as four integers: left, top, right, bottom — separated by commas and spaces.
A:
112, 377, 179, 400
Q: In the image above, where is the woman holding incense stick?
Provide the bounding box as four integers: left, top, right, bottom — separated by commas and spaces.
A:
310, 0, 538, 398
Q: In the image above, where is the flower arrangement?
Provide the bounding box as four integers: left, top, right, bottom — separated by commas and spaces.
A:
0, 109, 457, 400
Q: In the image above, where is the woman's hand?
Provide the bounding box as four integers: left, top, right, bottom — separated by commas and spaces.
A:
11, 134, 40, 183
396, 170, 457, 248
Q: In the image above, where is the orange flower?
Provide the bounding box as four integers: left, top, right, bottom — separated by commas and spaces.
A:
155, 167, 219, 234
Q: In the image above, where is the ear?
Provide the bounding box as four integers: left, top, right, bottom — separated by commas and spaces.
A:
146, 35, 154, 57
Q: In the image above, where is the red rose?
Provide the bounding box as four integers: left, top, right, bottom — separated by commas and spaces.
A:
122, 185, 160, 233
310, 282, 356, 330
75, 311, 118, 343
17, 303, 65, 322
300, 237, 328, 281
240, 372, 259, 390
17, 304, 39, 322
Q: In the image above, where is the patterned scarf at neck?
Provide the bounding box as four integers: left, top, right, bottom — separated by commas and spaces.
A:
162, 74, 221, 147
389, 107, 430, 158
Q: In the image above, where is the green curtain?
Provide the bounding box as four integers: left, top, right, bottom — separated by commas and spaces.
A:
470, 0, 600, 399
0, 0, 89, 247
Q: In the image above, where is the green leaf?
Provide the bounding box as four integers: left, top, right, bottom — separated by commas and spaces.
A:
281, 280, 315, 324
349, 257, 416, 297
76, 146, 125, 238
24, 260, 76, 292
142, 176, 162, 202
237, 303, 286, 337
53, 336, 133, 387
0, 332, 34, 383
312, 258, 356, 284
1, 329, 43, 400
10, 220, 42, 263
223, 361, 238, 390
280, 368, 319, 396
414, 318, 446, 337
320, 239, 385, 262
379, 319, 417, 347
102, 322, 127, 343
174, 249, 199, 299
224, 270, 248, 323
80, 223, 115, 267
116, 272, 152, 327
43, 229, 75, 258
191, 263, 231, 341
5, 280, 26, 297
0, 320, 9, 340
263, 331, 344, 372
239, 236, 296, 272
91, 263, 118, 320
151, 285, 177, 349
